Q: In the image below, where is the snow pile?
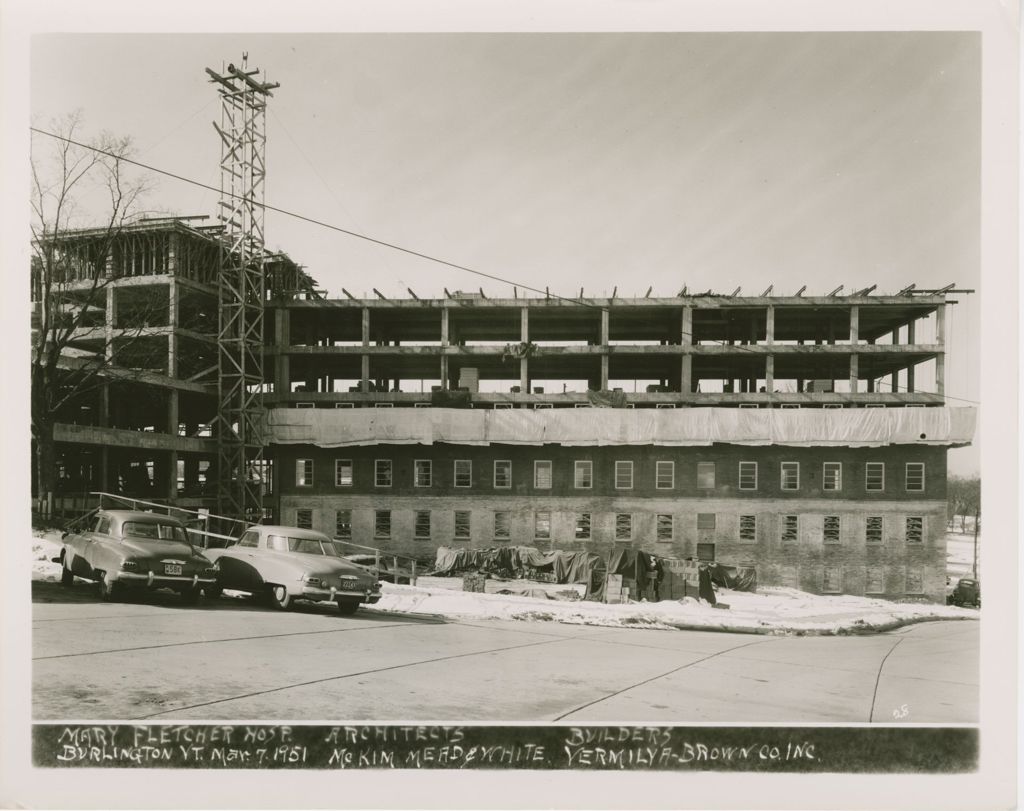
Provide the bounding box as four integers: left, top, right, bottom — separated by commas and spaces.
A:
369, 581, 977, 635
31, 531, 64, 583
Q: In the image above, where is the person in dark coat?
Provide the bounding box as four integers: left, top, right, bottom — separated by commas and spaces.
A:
698, 563, 717, 605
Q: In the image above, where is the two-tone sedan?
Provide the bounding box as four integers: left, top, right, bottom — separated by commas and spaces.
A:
57, 510, 218, 603
204, 525, 382, 615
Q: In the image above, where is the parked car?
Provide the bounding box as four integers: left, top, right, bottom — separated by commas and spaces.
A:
204, 525, 382, 615
57, 510, 218, 603
947, 577, 980, 608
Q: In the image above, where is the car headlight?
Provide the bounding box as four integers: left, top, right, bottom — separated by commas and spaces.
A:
302, 574, 323, 587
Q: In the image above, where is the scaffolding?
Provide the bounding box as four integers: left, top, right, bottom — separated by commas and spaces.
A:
206, 56, 279, 523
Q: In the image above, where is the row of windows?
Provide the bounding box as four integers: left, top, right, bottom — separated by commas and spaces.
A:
818, 566, 928, 595
296, 458, 927, 493
306, 508, 925, 545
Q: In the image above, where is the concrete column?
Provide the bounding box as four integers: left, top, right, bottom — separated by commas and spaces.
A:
105, 286, 117, 361
936, 352, 945, 396
849, 354, 859, 393
935, 305, 946, 398
520, 307, 530, 393
849, 305, 859, 343
765, 306, 774, 344
681, 306, 693, 344
98, 384, 110, 428
361, 355, 370, 394
361, 307, 370, 346
441, 308, 449, 345
168, 390, 179, 435
890, 328, 899, 393
765, 355, 774, 392
600, 355, 609, 391
167, 233, 177, 274
274, 309, 290, 395
167, 451, 179, 500
680, 355, 692, 394
906, 321, 916, 393
600, 309, 610, 345
167, 279, 178, 377
520, 357, 529, 394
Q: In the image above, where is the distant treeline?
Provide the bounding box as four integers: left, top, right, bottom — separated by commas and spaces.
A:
947, 475, 980, 533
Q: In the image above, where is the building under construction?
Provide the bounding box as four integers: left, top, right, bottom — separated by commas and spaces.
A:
32, 222, 975, 602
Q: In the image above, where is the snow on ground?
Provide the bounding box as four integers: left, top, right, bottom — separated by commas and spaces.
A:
31, 531, 979, 635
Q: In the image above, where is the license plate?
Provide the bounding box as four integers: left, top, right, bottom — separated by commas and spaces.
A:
164, 564, 182, 576
339, 581, 361, 592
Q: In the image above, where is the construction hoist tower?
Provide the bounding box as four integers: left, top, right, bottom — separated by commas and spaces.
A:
206, 56, 279, 523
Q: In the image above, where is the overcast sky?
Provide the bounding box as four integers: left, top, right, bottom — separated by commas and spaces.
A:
29, 31, 981, 472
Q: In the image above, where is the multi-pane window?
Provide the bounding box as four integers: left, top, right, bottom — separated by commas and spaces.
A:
865, 462, 885, 492
781, 515, 798, 543
414, 460, 432, 487
780, 462, 800, 491
296, 508, 313, 529
614, 461, 634, 489
454, 511, 471, 540
823, 565, 842, 594
822, 462, 842, 492
905, 516, 923, 543
655, 461, 675, 490
493, 511, 511, 540
296, 459, 314, 487
335, 509, 352, 539
414, 510, 432, 539
697, 513, 716, 531
866, 566, 886, 595
823, 515, 841, 544
905, 568, 924, 594
374, 510, 391, 539
866, 516, 883, 545
656, 514, 673, 541
739, 515, 756, 542
905, 463, 925, 492
375, 459, 393, 488
494, 460, 512, 489
615, 513, 632, 540
534, 511, 551, 540
334, 459, 353, 487
696, 542, 716, 561
697, 462, 715, 489
738, 462, 758, 491
575, 513, 591, 540
534, 461, 552, 489
574, 461, 593, 489
454, 460, 472, 488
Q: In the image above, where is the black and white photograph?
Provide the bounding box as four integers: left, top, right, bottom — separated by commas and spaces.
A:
0, 1, 1017, 808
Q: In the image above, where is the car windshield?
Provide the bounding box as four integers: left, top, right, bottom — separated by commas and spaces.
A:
122, 521, 188, 543
267, 534, 340, 556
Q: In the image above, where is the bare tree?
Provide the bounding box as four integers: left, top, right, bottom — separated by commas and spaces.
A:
30, 113, 154, 517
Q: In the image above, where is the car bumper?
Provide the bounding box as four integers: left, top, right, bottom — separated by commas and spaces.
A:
114, 572, 217, 588
301, 584, 381, 603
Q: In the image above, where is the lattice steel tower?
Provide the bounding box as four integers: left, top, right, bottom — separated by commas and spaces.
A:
206, 56, 279, 522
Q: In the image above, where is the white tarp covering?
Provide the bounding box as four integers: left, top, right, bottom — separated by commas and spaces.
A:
264, 406, 976, 449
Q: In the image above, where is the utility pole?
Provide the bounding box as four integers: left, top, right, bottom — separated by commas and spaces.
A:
972, 505, 979, 578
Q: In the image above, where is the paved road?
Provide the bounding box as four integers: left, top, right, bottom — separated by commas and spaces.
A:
31, 582, 978, 724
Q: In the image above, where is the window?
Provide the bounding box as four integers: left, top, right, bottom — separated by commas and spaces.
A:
296, 459, 313, 487
455, 511, 471, 540
335, 510, 352, 539
905, 568, 924, 594
454, 460, 472, 488
414, 459, 432, 487
865, 462, 885, 492
494, 460, 512, 489
739, 515, 756, 542
414, 511, 431, 539
574, 461, 593, 489
905, 516, 923, 544
534, 460, 552, 489
334, 459, 353, 487
780, 462, 800, 491
866, 567, 885, 595
375, 459, 392, 488
296, 509, 313, 529
494, 511, 511, 540
781, 515, 798, 543
696, 542, 715, 561
575, 513, 591, 540
95, 516, 111, 535
238, 531, 259, 548
823, 565, 842, 594
656, 461, 675, 489
905, 463, 925, 492
534, 511, 551, 540
697, 513, 716, 531
374, 510, 391, 539
823, 515, 841, 544
615, 513, 632, 540
614, 461, 634, 489
738, 462, 758, 491
866, 516, 883, 545
822, 462, 842, 492
697, 462, 715, 489
656, 514, 673, 541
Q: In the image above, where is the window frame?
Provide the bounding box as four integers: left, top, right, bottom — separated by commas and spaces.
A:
413, 510, 432, 539
493, 511, 511, 540
865, 566, 886, 595
822, 565, 843, 594
574, 512, 592, 541
865, 462, 885, 492
374, 459, 393, 488
296, 508, 313, 530
738, 461, 758, 491
780, 461, 800, 491
374, 510, 392, 539
614, 460, 634, 490
739, 514, 756, 542
534, 510, 551, 541
656, 513, 673, 542
655, 461, 675, 490
823, 515, 841, 544
493, 460, 512, 489
574, 460, 593, 489
781, 514, 798, 543
453, 459, 472, 488
905, 516, 924, 544
534, 460, 553, 489
696, 461, 716, 490
615, 512, 633, 540
335, 509, 352, 539
697, 512, 716, 532
334, 458, 353, 487
905, 462, 925, 493
866, 516, 883, 545
822, 462, 842, 492
296, 458, 314, 488
413, 459, 432, 488
454, 510, 472, 540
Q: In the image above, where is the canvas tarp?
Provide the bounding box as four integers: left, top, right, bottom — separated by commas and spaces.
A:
709, 562, 757, 592
430, 545, 606, 598
264, 406, 976, 448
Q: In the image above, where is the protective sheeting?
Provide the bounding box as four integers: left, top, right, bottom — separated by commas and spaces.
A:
430, 545, 606, 598
264, 406, 976, 448
709, 563, 757, 592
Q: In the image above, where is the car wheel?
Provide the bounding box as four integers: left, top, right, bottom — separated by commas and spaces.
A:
204, 584, 223, 599
97, 573, 119, 602
267, 584, 292, 610
60, 557, 74, 587
336, 598, 360, 616
180, 587, 202, 605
